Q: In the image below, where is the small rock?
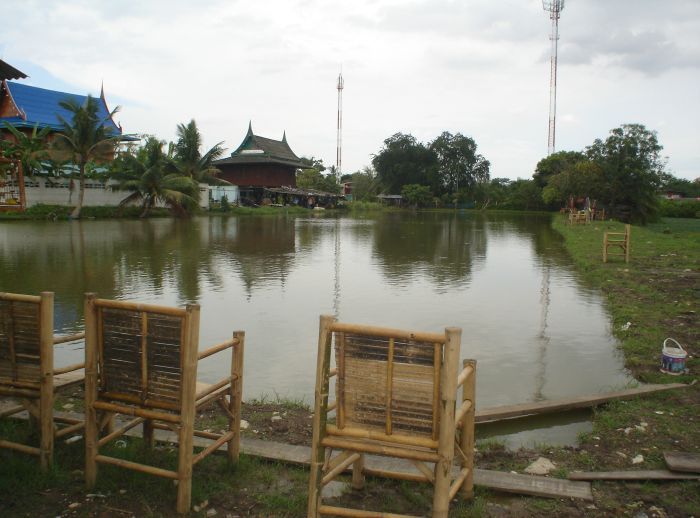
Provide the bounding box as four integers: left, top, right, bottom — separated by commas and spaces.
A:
193, 499, 209, 512
616, 451, 628, 458
68, 502, 80, 509
635, 425, 647, 433
524, 457, 556, 475
271, 415, 282, 422
322, 481, 349, 498
624, 427, 634, 435
592, 436, 600, 441
654, 411, 664, 415
62, 403, 74, 410
206, 509, 218, 517
239, 419, 250, 430
621, 322, 632, 331
86, 493, 106, 499
119, 489, 127, 495
65, 435, 82, 444
115, 440, 127, 448
634, 512, 648, 518
632, 454, 644, 465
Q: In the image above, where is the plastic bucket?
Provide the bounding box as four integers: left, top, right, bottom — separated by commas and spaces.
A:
660, 338, 687, 375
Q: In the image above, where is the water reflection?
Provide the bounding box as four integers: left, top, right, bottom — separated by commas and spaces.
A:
0, 213, 632, 447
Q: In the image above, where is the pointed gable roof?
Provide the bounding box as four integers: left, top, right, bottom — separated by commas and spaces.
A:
0, 80, 121, 134
213, 122, 306, 168
0, 59, 27, 81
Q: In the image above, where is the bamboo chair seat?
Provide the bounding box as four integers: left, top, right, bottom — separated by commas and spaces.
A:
0, 291, 85, 470
308, 316, 476, 518
83, 294, 245, 514
603, 224, 631, 263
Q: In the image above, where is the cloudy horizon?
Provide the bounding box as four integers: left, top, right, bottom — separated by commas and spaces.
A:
2, 0, 698, 181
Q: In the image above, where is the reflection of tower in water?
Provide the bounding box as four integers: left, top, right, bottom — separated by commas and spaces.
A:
333, 218, 341, 317
534, 265, 551, 401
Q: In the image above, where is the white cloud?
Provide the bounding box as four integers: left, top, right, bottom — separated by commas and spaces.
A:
2, 0, 699, 180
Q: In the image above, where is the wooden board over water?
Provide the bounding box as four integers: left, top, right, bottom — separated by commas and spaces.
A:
475, 383, 687, 423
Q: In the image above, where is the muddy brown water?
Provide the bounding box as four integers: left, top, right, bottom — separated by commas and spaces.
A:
0, 212, 632, 447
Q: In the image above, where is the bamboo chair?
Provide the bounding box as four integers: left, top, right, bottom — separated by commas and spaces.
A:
83, 294, 245, 514
308, 315, 476, 518
603, 224, 631, 263
0, 291, 85, 470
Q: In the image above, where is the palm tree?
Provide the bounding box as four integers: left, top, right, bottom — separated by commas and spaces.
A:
171, 119, 227, 184
110, 137, 199, 217
0, 122, 51, 176
52, 95, 121, 218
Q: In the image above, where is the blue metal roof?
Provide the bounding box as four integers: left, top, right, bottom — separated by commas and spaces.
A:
1, 81, 121, 134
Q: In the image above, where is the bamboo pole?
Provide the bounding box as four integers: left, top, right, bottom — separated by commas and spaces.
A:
54, 421, 84, 439
176, 303, 200, 515
92, 401, 181, 423
93, 298, 187, 317
362, 466, 430, 483
195, 377, 234, 400
98, 391, 181, 412
385, 338, 394, 436
454, 400, 473, 429
432, 342, 441, 441
98, 417, 145, 447
449, 468, 469, 500
308, 314, 335, 518
84, 293, 99, 488
0, 293, 41, 303
318, 504, 416, 518
329, 322, 445, 345
432, 327, 461, 518
197, 337, 239, 360
411, 460, 435, 484
325, 425, 438, 450
321, 436, 441, 463
460, 359, 476, 499
322, 452, 361, 486
0, 386, 38, 398
456, 364, 474, 388
53, 362, 85, 376
53, 332, 85, 345
337, 331, 345, 429
229, 331, 244, 463
95, 454, 179, 479
192, 431, 236, 466
0, 404, 25, 418
39, 291, 54, 471
352, 454, 365, 490
0, 439, 41, 456
625, 224, 631, 263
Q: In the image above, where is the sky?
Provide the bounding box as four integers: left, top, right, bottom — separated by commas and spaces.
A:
2, 0, 699, 181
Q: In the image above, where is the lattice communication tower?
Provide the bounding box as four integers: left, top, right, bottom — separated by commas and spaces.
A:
336, 72, 344, 178
543, 0, 565, 156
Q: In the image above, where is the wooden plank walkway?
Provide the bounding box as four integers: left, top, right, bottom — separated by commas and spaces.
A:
569, 470, 700, 481
475, 383, 687, 423
664, 452, 700, 474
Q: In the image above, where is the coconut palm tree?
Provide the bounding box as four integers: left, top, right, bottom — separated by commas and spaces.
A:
110, 137, 199, 217
171, 119, 227, 184
0, 122, 51, 176
52, 95, 121, 218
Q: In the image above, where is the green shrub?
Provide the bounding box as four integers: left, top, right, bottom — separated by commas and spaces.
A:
658, 198, 700, 218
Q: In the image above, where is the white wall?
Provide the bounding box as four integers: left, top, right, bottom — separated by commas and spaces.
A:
23, 178, 210, 209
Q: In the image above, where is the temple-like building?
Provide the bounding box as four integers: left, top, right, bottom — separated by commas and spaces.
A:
213, 123, 307, 197
0, 59, 27, 81
0, 80, 122, 139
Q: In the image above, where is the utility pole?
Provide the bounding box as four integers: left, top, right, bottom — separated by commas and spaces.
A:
336, 71, 344, 180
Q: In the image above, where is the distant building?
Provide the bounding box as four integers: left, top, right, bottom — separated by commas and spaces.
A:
213, 123, 308, 203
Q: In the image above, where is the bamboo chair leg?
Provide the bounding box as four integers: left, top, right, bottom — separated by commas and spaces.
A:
228, 331, 245, 463
84, 293, 99, 488
351, 453, 365, 490
460, 359, 476, 499
143, 420, 155, 449
307, 315, 335, 518
39, 291, 54, 471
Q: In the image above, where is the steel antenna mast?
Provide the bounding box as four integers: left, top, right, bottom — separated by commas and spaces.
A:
543, 0, 565, 156
336, 70, 344, 179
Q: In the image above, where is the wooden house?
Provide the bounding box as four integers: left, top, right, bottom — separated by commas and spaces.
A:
213, 123, 308, 203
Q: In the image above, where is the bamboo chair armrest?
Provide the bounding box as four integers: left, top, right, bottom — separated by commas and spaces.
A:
195, 376, 237, 401
53, 362, 85, 376
53, 332, 85, 345
197, 337, 240, 360
457, 364, 475, 388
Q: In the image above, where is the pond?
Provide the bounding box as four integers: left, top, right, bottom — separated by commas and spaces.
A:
0, 212, 632, 447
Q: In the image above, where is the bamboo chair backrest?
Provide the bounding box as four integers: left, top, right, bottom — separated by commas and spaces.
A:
330, 322, 454, 446
0, 292, 52, 389
89, 298, 199, 413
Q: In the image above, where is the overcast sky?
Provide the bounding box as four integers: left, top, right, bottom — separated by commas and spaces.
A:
2, 0, 699, 181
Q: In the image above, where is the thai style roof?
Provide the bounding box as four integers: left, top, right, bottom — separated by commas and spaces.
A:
0, 59, 27, 80
0, 80, 121, 134
214, 122, 306, 169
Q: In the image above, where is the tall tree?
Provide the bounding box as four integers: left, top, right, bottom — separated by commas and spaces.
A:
172, 120, 226, 184
372, 133, 438, 193
53, 95, 121, 218
0, 123, 51, 176
586, 123, 666, 223
110, 136, 199, 217
429, 132, 490, 195
532, 150, 585, 188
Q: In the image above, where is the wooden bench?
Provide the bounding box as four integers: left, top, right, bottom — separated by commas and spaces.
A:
83, 294, 244, 514
307, 315, 476, 518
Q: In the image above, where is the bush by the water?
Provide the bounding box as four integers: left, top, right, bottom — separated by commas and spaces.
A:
0, 204, 172, 220
659, 199, 700, 218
